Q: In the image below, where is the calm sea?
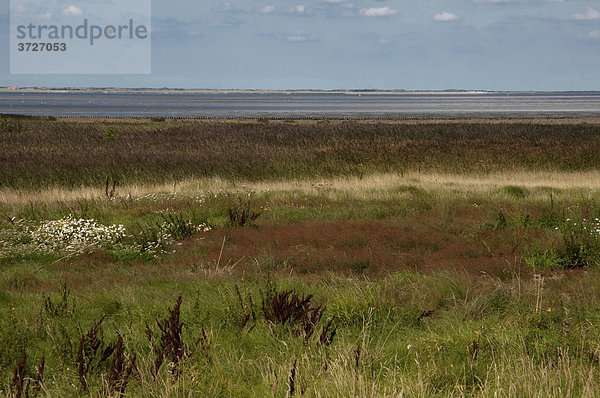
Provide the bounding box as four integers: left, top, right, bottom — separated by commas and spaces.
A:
1, 91, 600, 118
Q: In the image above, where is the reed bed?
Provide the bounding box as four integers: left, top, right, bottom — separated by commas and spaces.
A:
3, 117, 600, 189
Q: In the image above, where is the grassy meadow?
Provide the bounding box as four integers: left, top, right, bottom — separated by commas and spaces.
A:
3, 116, 600, 396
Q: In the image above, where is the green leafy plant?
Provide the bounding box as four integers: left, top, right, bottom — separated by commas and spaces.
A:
103, 127, 116, 142
493, 211, 507, 230
558, 230, 600, 269
43, 283, 75, 318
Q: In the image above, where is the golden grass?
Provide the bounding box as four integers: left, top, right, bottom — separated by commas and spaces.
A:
3, 170, 600, 207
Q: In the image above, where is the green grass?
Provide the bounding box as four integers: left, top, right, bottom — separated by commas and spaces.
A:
4, 267, 600, 396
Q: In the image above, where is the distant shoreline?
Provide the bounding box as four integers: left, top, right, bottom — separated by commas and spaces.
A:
0, 87, 492, 95
3, 87, 600, 96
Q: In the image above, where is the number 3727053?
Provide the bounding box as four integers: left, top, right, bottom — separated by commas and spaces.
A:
18, 43, 67, 52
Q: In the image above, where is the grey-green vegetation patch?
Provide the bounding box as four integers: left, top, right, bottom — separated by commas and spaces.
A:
501, 185, 529, 199
389, 185, 429, 197
533, 186, 562, 195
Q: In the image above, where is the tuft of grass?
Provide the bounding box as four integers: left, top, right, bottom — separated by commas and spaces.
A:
493, 210, 507, 230
102, 127, 116, 142
524, 247, 562, 271
502, 185, 529, 198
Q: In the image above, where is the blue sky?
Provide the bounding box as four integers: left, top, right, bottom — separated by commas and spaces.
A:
1, 0, 600, 90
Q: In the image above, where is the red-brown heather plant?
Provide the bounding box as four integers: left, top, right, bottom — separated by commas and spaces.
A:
147, 296, 185, 379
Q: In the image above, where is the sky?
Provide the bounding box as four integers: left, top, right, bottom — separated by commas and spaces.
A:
1, 0, 600, 90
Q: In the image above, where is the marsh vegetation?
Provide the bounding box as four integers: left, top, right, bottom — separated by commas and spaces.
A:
2, 116, 600, 396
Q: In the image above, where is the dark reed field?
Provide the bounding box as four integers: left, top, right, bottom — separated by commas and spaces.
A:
4, 116, 600, 396
2, 116, 600, 188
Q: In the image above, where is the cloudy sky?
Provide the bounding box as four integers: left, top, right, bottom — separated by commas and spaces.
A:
1, 0, 600, 90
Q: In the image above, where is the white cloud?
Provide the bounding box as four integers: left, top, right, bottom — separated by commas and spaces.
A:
286, 5, 311, 15
573, 7, 600, 21
38, 12, 53, 20
212, 2, 244, 13
359, 7, 397, 17
287, 35, 308, 42
433, 12, 459, 22
63, 5, 83, 17
286, 33, 315, 42
321, 0, 354, 11
262, 5, 275, 14
475, 0, 562, 2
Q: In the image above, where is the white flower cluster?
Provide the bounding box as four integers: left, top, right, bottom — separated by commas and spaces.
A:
134, 193, 205, 203
133, 220, 211, 255
195, 223, 212, 233
557, 218, 600, 235
135, 228, 173, 255
0, 215, 211, 259
591, 219, 600, 234
29, 215, 127, 253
